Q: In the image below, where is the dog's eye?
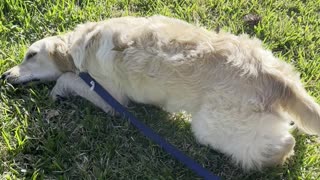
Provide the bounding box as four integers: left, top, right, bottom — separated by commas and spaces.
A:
26, 52, 37, 60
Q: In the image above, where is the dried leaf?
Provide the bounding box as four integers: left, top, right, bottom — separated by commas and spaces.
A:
243, 14, 262, 26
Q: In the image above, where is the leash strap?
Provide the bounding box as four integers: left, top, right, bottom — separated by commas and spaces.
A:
79, 72, 219, 180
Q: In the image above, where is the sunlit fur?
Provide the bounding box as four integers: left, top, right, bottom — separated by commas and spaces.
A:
4, 16, 320, 170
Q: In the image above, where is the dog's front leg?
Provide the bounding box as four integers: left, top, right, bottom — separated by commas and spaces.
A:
50, 72, 114, 114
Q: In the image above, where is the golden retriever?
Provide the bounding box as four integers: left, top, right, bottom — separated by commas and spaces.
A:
2, 15, 320, 170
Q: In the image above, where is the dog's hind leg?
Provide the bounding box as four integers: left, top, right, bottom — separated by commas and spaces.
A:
50, 72, 127, 114
191, 105, 295, 170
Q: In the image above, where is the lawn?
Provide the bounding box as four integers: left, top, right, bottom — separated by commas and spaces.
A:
0, 0, 320, 179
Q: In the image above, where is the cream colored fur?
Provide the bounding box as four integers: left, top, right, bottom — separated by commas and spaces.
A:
3, 15, 320, 171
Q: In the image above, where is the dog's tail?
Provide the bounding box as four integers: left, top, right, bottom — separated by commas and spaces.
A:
284, 84, 320, 135
268, 70, 320, 135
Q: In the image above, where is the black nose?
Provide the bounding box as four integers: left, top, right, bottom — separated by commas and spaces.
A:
1, 72, 10, 80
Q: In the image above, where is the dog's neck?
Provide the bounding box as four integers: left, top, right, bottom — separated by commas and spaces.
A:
51, 34, 78, 73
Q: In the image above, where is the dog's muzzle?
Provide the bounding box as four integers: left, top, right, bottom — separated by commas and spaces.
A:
0, 71, 40, 84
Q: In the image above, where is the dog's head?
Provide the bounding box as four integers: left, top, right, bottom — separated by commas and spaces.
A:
1, 36, 75, 84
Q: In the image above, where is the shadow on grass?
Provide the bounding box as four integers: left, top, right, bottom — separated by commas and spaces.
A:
1, 83, 310, 179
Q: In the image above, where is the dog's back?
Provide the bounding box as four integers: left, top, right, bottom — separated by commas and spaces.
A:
68, 15, 320, 135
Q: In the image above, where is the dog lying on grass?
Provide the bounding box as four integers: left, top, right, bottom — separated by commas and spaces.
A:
2, 15, 320, 171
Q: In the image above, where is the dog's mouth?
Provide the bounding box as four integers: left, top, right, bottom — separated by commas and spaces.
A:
20, 78, 41, 85
0, 77, 41, 86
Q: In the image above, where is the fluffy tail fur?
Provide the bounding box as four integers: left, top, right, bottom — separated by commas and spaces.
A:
260, 57, 320, 136
285, 85, 320, 135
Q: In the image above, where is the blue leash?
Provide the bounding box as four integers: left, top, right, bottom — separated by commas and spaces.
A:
79, 72, 220, 180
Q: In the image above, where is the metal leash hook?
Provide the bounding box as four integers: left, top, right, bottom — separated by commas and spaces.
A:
89, 80, 95, 91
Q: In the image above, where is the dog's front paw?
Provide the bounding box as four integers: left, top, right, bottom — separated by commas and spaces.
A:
50, 91, 66, 102
50, 87, 67, 102
56, 95, 68, 102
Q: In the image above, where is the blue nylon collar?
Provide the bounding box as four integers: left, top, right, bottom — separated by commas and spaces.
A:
79, 72, 220, 180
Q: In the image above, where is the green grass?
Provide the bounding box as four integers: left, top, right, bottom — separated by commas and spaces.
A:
1, 0, 320, 179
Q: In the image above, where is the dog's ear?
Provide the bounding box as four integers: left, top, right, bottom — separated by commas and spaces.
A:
50, 41, 76, 72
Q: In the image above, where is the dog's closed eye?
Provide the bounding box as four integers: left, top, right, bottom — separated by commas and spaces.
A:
26, 52, 37, 60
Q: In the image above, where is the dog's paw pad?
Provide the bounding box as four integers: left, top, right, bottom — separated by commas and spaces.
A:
55, 95, 67, 102
50, 90, 66, 102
